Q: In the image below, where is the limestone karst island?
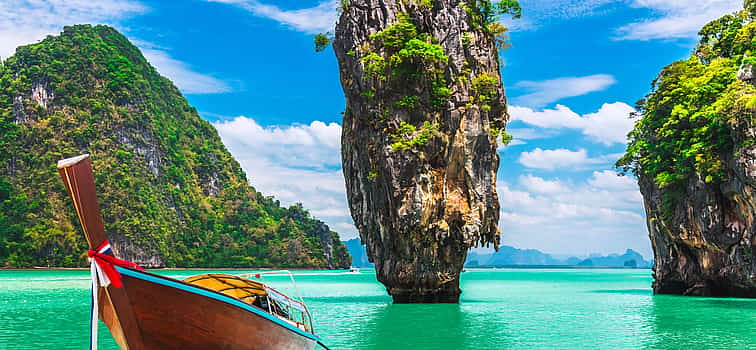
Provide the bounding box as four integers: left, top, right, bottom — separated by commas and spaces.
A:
0, 0, 754, 349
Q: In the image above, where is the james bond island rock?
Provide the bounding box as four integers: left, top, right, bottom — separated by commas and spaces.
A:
0, 25, 350, 269
618, 2, 756, 297
333, 0, 519, 302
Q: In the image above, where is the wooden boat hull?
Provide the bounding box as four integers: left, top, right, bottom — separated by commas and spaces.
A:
99, 267, 318, 350
58, 155, 320, 349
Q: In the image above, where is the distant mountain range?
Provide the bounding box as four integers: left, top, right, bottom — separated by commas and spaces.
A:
468, 247, 652, 268
344, 239, 651, 268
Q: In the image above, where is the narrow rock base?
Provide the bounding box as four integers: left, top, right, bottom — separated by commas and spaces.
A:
654, 279, 756, 298
390, 288, 461, 304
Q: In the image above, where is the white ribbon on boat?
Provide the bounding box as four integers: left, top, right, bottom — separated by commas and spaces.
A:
89, 242, 113, 350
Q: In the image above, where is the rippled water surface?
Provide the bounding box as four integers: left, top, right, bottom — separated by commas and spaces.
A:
1, 269, 754, 349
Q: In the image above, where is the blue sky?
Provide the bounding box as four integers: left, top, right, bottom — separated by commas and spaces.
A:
0, 0, 744, 258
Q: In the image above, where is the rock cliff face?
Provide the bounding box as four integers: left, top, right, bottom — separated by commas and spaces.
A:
640, 119, 756, 297
619, 4, 756, 297
334, 0, 510, 302
0, 25, 350, 269
639, 98, 756, 297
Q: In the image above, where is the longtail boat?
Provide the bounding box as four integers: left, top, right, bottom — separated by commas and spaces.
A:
57, 154, 323, 350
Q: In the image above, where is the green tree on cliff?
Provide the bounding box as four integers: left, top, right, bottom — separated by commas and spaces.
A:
617, 1, 756, 217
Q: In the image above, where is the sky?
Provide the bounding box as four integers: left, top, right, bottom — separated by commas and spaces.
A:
0, 0, 744, 259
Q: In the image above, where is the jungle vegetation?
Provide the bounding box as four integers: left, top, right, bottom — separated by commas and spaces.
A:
617, 1, 756, 218
0, 25, 350, 268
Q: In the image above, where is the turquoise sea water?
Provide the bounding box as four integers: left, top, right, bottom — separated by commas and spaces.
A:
0, 268, 754, 349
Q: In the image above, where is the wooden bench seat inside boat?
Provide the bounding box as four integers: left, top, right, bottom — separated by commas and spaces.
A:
184, 274, 267, 305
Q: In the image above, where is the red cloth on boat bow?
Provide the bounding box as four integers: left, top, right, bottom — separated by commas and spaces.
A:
87, 240, 144, 288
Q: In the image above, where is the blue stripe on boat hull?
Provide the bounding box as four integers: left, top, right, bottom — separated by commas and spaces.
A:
115, 266, 320, 342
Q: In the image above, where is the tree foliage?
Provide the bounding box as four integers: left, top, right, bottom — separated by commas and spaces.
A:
478, 0, 522, 25
617, 2, 756, 205
459, 1, 521, 61
747, 0, 756, 18
314, 33, 331, 52
462, 0, 521, 28
391, 121, 440, 150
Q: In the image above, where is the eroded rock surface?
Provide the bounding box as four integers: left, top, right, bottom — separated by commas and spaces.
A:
621, 5, 756, 297
641, 114, 756, 297
334, 0, 508, 302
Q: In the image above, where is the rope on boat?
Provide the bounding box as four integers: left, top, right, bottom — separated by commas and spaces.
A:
317, 340, 332, 350
87, 240, 143, 350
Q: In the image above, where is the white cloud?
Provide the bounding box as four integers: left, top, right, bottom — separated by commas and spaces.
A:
0, 0, 230, 95
502, 0, 620, 31
588, 170, 639, 191
518, 148, 618, 170
509, 102, 636, 146
497, 172, 648, 257
498, 127, 552, 148
511, 74, 616, 108
579, 102, 638, 145
510, 105, 584, 129
501, 139, 527, 148
207, 0, 339, 34
616, 0, 742, 40
214, 116, 341, 168
521, 0, 618, 20
519, 174, 569, 194
506, 127, 552, 140
213, 116, 357, 239
141, 47, 231, 94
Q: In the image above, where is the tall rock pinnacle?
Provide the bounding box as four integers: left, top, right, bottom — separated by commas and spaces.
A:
333, 0, 515, 302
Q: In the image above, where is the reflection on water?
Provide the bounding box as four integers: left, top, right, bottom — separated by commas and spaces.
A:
590, 288, 652, 296
359, 304, 471, 349
1, 269, 754, 350
648, 295, 756, 349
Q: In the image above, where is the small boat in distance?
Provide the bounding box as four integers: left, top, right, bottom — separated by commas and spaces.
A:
57, 155, 324, 350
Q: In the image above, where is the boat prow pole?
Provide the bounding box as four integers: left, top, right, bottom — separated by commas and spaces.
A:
57, 154, 107, 249
57, 154, 145, 350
